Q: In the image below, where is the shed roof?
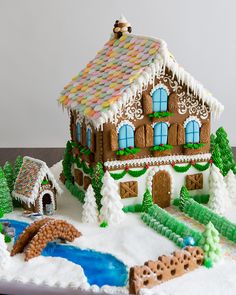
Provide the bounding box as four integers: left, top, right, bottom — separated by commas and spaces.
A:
58, 33, 224, 129
12, 157, 62, 205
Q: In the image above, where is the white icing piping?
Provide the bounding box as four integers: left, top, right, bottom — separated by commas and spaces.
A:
183, 116, 202, 128
116, 120, 135, 132
64, 35, 223, 129
104, 153, 212, 169
150, 83, 170, 96
146, 166, 174, 198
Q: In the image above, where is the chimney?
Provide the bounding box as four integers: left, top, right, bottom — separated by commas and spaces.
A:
113, 15, 132, 39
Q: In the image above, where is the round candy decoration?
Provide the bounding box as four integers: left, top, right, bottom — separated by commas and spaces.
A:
183, 236, 195, 247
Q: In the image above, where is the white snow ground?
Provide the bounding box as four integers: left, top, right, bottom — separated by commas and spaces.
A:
1, 161, 236, 295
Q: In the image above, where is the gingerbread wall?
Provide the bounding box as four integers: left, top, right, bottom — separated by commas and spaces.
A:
70, 69, 211, 169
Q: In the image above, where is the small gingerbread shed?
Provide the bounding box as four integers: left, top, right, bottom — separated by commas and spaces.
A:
12, 157, 62, 214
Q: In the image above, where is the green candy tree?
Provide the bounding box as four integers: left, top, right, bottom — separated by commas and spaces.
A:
142, 189, 153, 212
179, 186, 190, 211
210, 133, 216, 153
62, 141, 73, 181
211, 143, 223, 173
0, 167, 13, 214
215, 127, 236, 176
3, 161, 14, 193
91, 162, 104, 210
14, 155, 23, 181
200, 222, 221, 266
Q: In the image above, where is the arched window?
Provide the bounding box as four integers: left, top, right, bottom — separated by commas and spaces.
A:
86, 128, 92, 148
118, 124, 134, 149
152, 87, 168, 112
154, 122, 168, 146
185, 120, 200, 143
76, 123, 81, 142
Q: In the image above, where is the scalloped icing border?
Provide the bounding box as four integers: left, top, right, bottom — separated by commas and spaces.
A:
104, 153, 212, 169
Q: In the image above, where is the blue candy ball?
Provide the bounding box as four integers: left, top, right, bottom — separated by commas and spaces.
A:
183, 236, 195, 246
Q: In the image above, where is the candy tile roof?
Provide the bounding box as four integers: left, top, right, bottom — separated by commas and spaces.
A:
58, 34, 224, 129
12, 157, 62, 205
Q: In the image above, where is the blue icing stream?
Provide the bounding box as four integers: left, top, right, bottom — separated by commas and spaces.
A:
1, 219, 128, 287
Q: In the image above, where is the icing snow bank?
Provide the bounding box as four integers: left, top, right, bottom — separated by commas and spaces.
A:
0, 233, 10, 269
0, 254, 128, 294
0, 254, 89, 289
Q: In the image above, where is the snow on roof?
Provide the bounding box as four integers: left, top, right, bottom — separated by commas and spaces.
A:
12, 157, 62, 205
58, 34, 224, 129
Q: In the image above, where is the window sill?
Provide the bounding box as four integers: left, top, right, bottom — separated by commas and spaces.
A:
184, 143, 205, 149
148, 111, 173, 119
116, 147, 140, 156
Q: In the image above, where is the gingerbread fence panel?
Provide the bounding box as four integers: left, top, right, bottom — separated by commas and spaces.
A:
129, 246, 204, 294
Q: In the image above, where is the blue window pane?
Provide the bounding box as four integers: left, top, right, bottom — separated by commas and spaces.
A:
86, 128, 91, 148
118, 124, 134, 149
154, 123, 168, 146
76, 123, 81, 142
152, 87, 168, 112
185, 120, 200, 143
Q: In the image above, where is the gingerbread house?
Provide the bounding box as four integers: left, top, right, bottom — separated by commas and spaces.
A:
58, 17, 223, 208
12, 157, 62, 214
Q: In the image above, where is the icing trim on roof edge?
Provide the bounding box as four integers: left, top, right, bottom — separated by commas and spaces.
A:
59, 34, 224, 130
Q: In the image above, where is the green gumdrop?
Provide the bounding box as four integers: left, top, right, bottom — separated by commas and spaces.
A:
204, 258, 213, 268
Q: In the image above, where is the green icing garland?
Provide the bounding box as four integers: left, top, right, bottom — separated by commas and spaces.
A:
172, 163, 191, 172
110, 161, 211, 180
172, 162, 210, 173
110, 167, 147, 180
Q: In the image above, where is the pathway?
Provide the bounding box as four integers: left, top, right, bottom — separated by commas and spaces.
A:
166, 206, 236, 260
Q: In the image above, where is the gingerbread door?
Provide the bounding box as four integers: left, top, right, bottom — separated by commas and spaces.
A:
152, 171, 171, 208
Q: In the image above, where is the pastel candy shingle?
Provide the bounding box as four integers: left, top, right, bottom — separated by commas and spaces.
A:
59, 34, 160, 121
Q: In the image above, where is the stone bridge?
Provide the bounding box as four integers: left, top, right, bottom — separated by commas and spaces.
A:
11, 218, 81, 261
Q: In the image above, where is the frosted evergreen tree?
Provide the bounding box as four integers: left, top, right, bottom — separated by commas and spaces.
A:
3, 161, 14, 193
179, 186, 190, 211
200, 222, 221, 264
99, 171, 124, 225
208, 164, 230, 214
14, 155, 23, 181
0, 168, 13, 214
82, 185, 99, 224
225, 170, 236, 203
142, 189, 153, 212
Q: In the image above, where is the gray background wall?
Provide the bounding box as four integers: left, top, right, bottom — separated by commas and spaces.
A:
0, 0, 235, 147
